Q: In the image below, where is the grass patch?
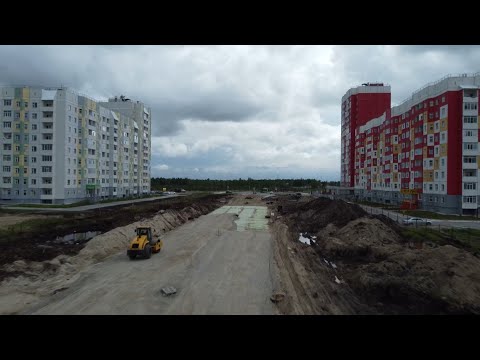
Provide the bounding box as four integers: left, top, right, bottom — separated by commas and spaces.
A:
0, 217, 66, 241
402, 227, 480, 253
400, 210, 479, 221
354, 200, 399, 210
0, 191, 217, 214
12, 200, 91, 209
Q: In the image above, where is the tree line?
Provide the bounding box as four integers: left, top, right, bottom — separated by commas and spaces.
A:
151, 177, 340, 192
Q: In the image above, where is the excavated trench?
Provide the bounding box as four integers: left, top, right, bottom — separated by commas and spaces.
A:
0, 194, 229, 282
272, 196, 480, 315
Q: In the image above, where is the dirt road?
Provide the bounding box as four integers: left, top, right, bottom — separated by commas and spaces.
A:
23, 205, 276, 315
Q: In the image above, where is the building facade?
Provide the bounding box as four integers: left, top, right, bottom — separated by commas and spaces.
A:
341, 74, 480, 215
0, 87, 151, 204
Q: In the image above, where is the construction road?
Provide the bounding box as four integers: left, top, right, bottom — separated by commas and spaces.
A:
24, 205, 276, 315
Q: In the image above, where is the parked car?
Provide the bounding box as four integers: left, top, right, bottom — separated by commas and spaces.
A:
403, 217, 432, 226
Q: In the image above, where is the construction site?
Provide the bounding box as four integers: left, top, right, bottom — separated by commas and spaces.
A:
0, 193, 479, 315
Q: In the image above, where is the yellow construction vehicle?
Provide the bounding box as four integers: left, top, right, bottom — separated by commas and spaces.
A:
127, 227, 163, 260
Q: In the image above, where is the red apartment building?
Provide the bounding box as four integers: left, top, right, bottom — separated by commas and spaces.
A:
340, 74, 480, 215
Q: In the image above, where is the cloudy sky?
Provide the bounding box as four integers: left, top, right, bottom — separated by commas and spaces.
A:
1, 45, 479, 180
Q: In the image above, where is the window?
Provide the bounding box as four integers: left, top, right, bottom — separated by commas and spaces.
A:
31, 135, 37, 141
3, 110, 12, 117
42, 144, 53, 151
464, 130, 475, 137
32, 124, 37, 130
32, 102, 37, 108
464, 156, 477, 164
41, 166, 52, 173
463, 196, 477, 203
441, 184, 445, 191
464, 143, 478, 150
464, 103, 478, 110
31, 146, 37, 153
3, 99, 11, 106
42, 155, 52, 162
463, 116, 477, 124
464, 183, 477, 190
2, 166, 11, 172
32, 113, 37, 119
442, 96, 445, 103
31, 179, 36, 185
463, 169, 477, 177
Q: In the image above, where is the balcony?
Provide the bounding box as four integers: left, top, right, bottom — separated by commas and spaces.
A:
463, 109, 478, 116
463, 124, 478, 131
462, 200, 477, 209
463, 149, 478, 156
463, 161, 477, 169
463, 91, 478, 101
463, 188, 478, 197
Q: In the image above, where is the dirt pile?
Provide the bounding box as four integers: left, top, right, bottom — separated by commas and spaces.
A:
273, 197, 480, 314
280, 197, 367, 233
0, 195, 225, 282
0, 200, 225, 314
348, 245, 480, 314
315, 218, 404, 261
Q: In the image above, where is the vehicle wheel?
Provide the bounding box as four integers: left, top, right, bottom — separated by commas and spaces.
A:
144, 244, 152, 259
128, 254, 136, 260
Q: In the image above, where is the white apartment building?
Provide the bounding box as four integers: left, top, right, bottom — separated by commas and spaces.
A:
0, 86, 151, 204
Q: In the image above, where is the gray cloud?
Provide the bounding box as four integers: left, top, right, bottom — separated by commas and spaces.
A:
0, 45, 479, 179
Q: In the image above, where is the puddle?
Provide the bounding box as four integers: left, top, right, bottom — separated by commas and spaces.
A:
299, 233, 311, 245
54, 231, 102, 244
